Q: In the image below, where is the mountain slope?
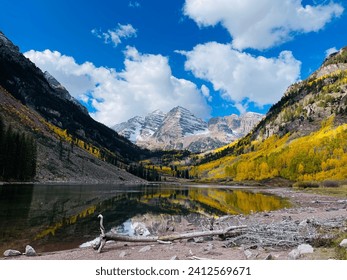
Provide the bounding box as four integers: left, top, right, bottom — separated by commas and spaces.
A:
0, 85, 145, 183
145, 106, 208, 151
43, 70, 89, 115
192, 47, 347, 182
0, 31, 149, 182
252, 47, 347, 140
0, 31, 145, 164
113, 110, 165, 142
114, 107, 263, 152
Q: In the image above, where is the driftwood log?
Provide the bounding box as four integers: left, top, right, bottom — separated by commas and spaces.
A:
95, 214, 247, 253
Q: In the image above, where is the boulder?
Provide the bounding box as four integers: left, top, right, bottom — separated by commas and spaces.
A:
3, 249, 21, 257
297, 244, 314, 254
25, 245, 37, 256
288, 244, 313, 259
339, 239, 347, 248
288, 249, 300, 260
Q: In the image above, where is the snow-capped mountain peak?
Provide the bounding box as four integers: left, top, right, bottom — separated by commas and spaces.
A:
112, 110, 165, 142
153, 106, 208, 139
113, 107, 263, 152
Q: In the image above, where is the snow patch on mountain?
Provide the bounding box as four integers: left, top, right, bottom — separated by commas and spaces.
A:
113, 110, 165, 143
113, 106, 263, 152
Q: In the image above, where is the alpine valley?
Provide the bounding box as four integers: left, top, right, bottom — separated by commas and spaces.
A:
1, 30, 347, 185
2, 0, 347, 263
1, 30, 347, 262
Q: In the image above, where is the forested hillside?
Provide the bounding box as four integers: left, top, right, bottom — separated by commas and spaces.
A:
191, 48, 347, 183
0, 32, 149, 183
0, 115, 37, 181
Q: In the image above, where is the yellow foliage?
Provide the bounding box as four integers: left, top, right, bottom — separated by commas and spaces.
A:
45, 122, 104, 160
35, 205, 96, 239
307, 70, 347, 87
141, 188, 289, 215
193, 116, 347, 182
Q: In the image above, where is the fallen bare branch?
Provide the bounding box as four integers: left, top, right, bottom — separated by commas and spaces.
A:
95, 214, 346, 253
95, 214, 247, 253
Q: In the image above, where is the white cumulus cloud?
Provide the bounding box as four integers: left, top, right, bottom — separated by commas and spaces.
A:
200, 84, 212, 102
325, 47, 339, 58
92, 23, 137, 47
183, 0, 344, 50
179, 42, 301, 112
24, 48, 211, 126
24, 49, 96, 97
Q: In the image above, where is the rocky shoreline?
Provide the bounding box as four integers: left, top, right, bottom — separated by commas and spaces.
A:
2, 187, 347, 260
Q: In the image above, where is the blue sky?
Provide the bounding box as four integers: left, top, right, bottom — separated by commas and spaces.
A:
0, 0, 346, 126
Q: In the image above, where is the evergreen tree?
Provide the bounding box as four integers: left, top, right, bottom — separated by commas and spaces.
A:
0, 119, 37, 181
3, 126, 16, 179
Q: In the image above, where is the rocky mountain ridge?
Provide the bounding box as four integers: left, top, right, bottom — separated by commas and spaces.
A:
113, 110, 166, 142
43, 71, 89, 115
252, 47, 347, 141
113, 106, 263, 152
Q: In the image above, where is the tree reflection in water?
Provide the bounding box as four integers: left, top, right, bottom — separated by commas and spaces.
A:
0, 184, 290, 253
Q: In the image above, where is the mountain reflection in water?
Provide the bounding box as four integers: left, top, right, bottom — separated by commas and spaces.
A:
0, 184, 290, 253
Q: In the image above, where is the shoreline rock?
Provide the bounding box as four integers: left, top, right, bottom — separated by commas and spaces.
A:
3, 250, 22, 257
25, 245, 37, 256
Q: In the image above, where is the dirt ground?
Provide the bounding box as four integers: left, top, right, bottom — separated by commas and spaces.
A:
3, 187, 347, 260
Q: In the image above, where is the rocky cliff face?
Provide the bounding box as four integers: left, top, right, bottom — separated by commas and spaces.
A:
252, 47, 347, 141
43, 71, 89, 115
114, 106, 263, 152
208, 112, 263, 137
113, 110, 165, 142
152, 106, 208, 139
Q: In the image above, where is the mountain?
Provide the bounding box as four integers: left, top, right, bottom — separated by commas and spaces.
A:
208, 112, 264, 139
113, 106, 263, 152
158, 106, 208, 136
43, 71, 89, 115
113, 110, 165, 142
0, 31, 146, 183
191, 47, 347, 182
251, 48, 347, 140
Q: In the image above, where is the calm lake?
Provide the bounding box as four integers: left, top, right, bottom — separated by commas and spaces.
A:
0, 183, 290, 254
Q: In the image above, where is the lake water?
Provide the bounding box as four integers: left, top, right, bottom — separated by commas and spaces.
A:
0, 183, 290, 254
